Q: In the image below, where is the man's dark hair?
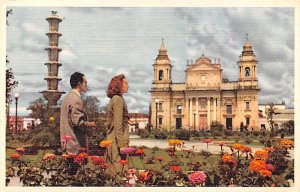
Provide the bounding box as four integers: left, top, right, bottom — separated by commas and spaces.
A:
70, 72, 84, 89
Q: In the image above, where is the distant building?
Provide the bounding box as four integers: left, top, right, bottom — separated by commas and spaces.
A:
259, 101, 294, 131
128, 113, 149, 133
8, 116, 40, 132
150, 39, 260, 131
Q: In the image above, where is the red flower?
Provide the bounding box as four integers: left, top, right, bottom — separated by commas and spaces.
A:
89, 156, 104, 165
171, 165, 180, 172
100, 163, 108, 169
11, 153, 22, 159
266, 164, 275, 171
203, 139, 213, 144
74, 152, 89, 163
119, 160, 128, 165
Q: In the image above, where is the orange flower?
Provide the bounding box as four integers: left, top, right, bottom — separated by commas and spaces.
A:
99, 140, 113, 147
278, 139, 294, 149
216, 141, 225, 146
171, 165, 180, 172
43, 153, 56, 162
254, 150, 268, 161
258, 169, 272, 177
222, 154, 233, 163
250, 160, 267, 172
11, 153, 22, 159
232, 143, 243, 151
222, 154, 237, 166
119, 160, 128, 165
264, 147, 275, 153
135, 149, 145, 155
241, 145, 252, 153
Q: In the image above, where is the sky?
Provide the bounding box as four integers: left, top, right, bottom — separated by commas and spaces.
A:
5, 7, 295, 116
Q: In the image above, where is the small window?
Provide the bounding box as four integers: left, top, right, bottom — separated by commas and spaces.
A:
159, 103, 163, 111
246, 102, 250, 110
245, 67, 251, 77
246, 117, 250, 125
226, 105, 232, 114
159, 117, 163, 125
159, 70, 164, 80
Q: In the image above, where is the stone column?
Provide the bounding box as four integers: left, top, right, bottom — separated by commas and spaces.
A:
189, 98, 193, 127
185, 97, 189, 128
207, 98, 210, 129
196, 97, 199, 130
213, 97, 217, 121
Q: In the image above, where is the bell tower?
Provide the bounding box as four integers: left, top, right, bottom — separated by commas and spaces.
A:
238, 34, 258, 89
152, 39, 172, 85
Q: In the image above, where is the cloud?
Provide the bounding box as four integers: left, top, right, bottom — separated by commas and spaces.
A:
6, 7, 295, 116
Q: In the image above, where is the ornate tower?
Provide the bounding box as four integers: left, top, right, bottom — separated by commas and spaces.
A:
237, 35, 260, 130
152, 39, 172, 85
40, 11, 65, 107
150, 39, 173, 130
238, 35, 258, 89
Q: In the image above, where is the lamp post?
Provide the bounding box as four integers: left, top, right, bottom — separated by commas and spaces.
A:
155, 99, 159, 129
193, 113, 196, 131
14, 93, 19, 133
177, 105, 182, 129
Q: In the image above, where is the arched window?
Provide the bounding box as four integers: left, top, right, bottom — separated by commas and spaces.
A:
159, 70, 164, 80
245, 67, 251, 77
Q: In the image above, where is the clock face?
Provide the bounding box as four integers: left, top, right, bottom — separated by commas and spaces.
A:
201, 75, 206, 80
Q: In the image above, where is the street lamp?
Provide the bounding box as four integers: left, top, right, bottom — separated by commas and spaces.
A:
193, 113, 196, 131
155, 99, 159, 129
177, 105, 182, 129
14, 93, 19, 133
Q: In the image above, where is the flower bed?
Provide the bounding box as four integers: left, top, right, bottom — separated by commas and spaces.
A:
6, 138, 294, 187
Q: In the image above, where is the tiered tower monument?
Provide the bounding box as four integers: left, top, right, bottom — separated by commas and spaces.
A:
40, 11, 65, 107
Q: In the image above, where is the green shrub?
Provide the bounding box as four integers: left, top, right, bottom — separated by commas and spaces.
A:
139, 129, 150, 138
174, 129, 190, 141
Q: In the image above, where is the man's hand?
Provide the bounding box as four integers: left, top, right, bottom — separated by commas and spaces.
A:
86, 121, 96, 127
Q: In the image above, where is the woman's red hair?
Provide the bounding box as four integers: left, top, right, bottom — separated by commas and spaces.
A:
106, 74, 126, 98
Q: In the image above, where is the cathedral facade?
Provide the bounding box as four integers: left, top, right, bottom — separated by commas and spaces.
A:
150, 40, 260, 131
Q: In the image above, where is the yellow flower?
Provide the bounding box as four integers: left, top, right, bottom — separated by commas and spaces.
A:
99, 140, 112, 147
49, 116, 55, 123
168, 139, 183, 146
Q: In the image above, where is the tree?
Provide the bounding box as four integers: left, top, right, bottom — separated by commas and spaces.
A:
266, 102, 275, 134
6, 9, 18, 130
82, 95, 107, 147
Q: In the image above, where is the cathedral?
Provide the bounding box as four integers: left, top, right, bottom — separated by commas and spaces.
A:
150, 39, 260, 131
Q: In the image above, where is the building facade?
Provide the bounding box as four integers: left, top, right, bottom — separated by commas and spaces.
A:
150, 39, 260, 131
259, 102, 294, 131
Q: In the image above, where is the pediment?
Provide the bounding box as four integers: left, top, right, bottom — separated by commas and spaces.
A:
187, 63, 220, 71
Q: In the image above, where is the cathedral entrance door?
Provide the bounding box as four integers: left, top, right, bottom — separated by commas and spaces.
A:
199, 114, 207, 130
226, 118, 232, 130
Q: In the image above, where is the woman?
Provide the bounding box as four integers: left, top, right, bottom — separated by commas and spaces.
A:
105, 74, 130, 176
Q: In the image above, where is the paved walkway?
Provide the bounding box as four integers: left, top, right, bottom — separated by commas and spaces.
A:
129, 138, 294, 159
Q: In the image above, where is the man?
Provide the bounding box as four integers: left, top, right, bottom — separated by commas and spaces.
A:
60, 72, 95, 154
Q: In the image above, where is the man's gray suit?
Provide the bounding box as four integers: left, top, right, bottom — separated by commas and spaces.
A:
60, 90, 88, 154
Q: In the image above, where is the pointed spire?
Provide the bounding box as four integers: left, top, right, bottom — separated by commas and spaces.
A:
156, 38, 169, 60
159, 38, 166, 51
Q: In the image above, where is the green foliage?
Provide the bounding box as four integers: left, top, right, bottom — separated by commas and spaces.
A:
173, 129, 190, 141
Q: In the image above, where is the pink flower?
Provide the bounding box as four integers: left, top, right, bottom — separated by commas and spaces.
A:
188, 171, 207, 185
266, 164, 275, 171
216, 141, 225, 146
120, 147, 136, 155
203, 139, 213, 144
16, 147, 25, 154
61, 135, 72, 143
